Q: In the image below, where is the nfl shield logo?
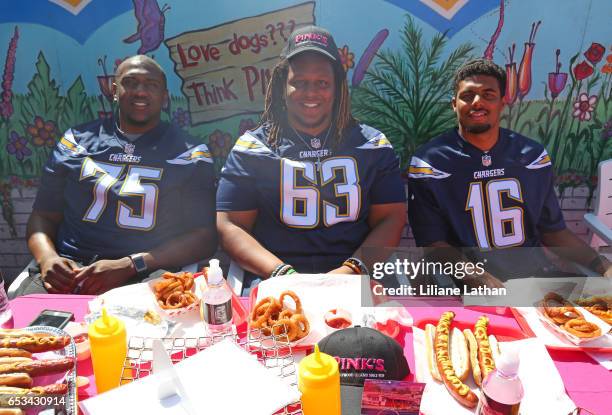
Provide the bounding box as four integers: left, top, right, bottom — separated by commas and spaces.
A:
481, 154, 492, 167
310, 137, 321, 149
124, 143, 135, 155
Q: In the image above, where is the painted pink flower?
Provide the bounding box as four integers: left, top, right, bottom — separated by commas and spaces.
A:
548, 49, 568, 99
572, 93, 597, 121
0, 27, 19, 120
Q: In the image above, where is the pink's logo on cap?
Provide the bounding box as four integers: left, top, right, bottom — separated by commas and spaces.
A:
333, 357, 386, 372
294, 33, 328, 46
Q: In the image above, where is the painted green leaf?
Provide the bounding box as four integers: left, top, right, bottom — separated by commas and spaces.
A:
59, 76, 94, 132
21, 51, 63, 127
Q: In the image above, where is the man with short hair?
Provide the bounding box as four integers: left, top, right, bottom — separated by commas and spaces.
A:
408, 59, 611, 283
216, 25, 407, 293
21, 55, 217, 295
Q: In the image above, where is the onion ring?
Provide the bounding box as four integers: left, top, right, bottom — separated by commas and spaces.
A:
272, 318, 300, 341
291, 314, 310, 340
279, 290, 303, 314
563, 318, 601, 338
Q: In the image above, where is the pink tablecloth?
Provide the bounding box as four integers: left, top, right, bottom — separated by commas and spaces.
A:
10, 295, 612, 415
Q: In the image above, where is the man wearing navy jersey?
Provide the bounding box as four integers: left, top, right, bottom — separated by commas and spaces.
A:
216, 26, 406, 293
23, 55, 217, 295
408, 59, 611, 283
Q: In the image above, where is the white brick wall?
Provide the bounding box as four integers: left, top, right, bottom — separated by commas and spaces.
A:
0, 183, 603, 281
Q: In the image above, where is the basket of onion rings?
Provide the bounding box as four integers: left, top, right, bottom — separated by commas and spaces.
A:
249, 290, 311, 343
148, 271, 200, 318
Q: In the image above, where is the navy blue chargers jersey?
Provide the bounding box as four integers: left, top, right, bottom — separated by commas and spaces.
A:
408, 128, 565, 251
217, 123, 405, 273
33, 119, 216, 262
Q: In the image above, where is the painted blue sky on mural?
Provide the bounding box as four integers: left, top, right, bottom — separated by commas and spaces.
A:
382, 0, 501, 37
0, 0, 133, 43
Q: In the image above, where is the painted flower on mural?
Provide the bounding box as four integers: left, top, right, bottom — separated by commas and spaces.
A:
6, 131, 32, 161
517, 21, 540, 99
338, 45, 355, 73
208, 129, 233, 159
172, 107, 191, 128
238, 118, 257, 136
27, 116, 59, 147
602, 120, 612, 141
584, 42, 605, 65
0, 27, 19, 120
572, 93, 597, 122
602, 54, 612, 74
556, 172, 586, 187
548, 49, 568, 99
573, 61, 594, 81
504, 44, 518, 105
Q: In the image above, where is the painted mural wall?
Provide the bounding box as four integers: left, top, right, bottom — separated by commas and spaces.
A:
0, 0, 610, 276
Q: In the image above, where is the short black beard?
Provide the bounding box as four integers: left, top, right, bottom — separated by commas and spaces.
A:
464, 123, 491, 134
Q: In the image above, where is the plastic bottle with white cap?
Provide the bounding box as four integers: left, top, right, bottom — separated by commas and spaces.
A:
478, 347, 524, 415
201, 259, 233, 336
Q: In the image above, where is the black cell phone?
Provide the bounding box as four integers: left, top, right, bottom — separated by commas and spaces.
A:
28, 309, 74, 329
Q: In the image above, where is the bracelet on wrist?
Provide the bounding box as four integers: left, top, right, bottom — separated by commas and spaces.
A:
342, 257, 369, 275
269, 263, 295, 278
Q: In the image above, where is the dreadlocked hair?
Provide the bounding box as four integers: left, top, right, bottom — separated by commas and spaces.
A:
259, 58, 356, 150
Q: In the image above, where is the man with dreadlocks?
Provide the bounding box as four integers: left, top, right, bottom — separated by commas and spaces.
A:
216, 25, 406, 293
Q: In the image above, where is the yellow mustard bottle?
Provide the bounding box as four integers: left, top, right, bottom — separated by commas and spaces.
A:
88, 308, 127, 394
298, 344, 341, 415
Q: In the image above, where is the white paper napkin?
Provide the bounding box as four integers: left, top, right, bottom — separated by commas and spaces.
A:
80, 339, 300, 415
413, 328, 576, 415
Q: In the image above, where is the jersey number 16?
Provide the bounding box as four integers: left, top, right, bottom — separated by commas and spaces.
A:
466, 178, 525, 249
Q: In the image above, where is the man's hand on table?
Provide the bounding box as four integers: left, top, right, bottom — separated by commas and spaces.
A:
40, 255, 79, 293
73, 257, 136, 295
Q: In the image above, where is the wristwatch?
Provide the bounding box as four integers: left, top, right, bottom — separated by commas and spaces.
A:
129, 254, 148, 279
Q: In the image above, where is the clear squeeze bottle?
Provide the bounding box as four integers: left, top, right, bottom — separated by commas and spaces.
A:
478, 348, 524, 415
201, 259, 233, 335
88, 308, 127, 394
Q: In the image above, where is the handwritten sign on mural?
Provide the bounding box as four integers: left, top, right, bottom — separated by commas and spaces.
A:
165, 2, 315, 124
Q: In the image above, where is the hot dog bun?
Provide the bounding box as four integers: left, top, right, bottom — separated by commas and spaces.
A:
0, 357, 74, 376
0, 330, 36, 339
0, 358, 30, 366
450, 327, 470, 381
425, 324, 441, 381
0, 408, 24, 415
0, 336, 70, 353
0, 349, 31, 359
0, 373, 32, 388
463, 328, 482, 386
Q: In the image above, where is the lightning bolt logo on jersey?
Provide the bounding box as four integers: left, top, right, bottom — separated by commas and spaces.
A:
217, 123, 405, 273
33, 119, 215, 262
408, 128, 564, 250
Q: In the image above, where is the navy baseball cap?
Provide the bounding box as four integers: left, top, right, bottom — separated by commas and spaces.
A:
281, 25, 342, 64
318, 326, 410, 415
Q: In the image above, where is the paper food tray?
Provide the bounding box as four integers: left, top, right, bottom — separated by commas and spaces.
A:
118, 327, 303, 415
